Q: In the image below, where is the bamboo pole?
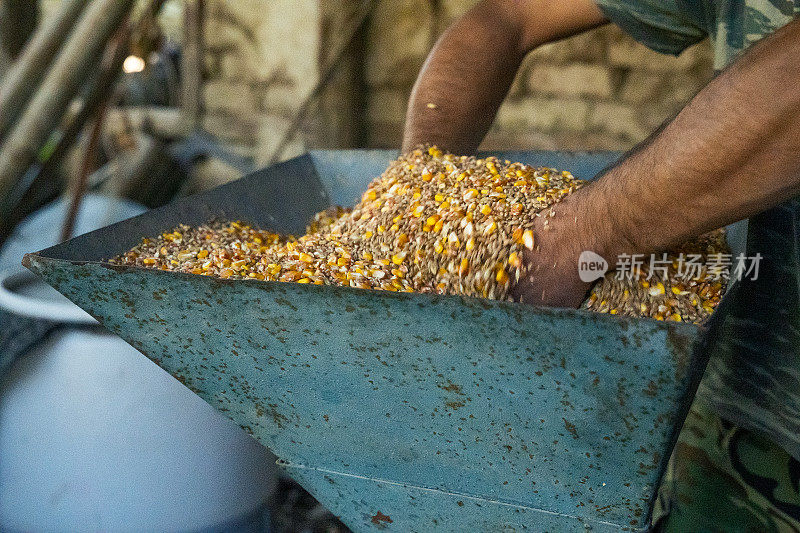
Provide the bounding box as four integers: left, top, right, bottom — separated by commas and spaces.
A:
0, 0, 89, 139
0, 0, 135, 215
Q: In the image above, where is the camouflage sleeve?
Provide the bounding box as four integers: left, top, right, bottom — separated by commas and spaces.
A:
593, 0, 709, 55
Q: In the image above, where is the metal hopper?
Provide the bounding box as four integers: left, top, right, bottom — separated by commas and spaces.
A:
24, 150, 707, 532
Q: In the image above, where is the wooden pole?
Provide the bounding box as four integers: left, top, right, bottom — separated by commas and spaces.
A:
0, 0, 135, 217
181, 0, 204, 129
0, 0, 88, 139
60, 98, 109, 242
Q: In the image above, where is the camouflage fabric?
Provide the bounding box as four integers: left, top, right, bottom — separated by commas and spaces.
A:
594, 0, 800, 68
652, 398, 800, 532
592, 0, 800, 528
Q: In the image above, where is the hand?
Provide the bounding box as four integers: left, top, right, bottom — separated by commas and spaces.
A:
510, 216, 592, 308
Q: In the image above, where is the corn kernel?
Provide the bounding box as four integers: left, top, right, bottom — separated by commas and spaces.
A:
522, 230, 534, 250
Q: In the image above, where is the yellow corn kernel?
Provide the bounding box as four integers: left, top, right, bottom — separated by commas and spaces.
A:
522, 230, 534, 250
496, 268, 509, 284
459, 258, 469, 276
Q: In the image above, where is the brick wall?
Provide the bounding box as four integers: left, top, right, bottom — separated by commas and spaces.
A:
201, 0, 714, 159
202, 0, 322, 165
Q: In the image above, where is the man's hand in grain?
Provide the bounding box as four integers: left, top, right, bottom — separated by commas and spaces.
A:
509, 191, 636, 309
509, 213, 593, 308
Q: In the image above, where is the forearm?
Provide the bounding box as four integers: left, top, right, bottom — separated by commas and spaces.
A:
403, 0, 607, 154
554, 17, 800, 264
402, 3, 527, 154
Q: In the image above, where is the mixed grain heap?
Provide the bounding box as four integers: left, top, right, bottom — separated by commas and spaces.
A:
111, 146, 727, 323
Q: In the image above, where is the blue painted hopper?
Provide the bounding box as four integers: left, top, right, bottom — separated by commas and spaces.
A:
24, 151, 709, 532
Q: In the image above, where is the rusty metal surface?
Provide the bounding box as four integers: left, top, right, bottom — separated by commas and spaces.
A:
24, 150, 708, 532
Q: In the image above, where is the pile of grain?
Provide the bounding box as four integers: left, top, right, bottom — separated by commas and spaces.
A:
111, 146, 727, 323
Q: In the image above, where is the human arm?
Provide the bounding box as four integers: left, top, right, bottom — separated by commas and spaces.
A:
402, 0, 608, 154
513, 17, 800, 306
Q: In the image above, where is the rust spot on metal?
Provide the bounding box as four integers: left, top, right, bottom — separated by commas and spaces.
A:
371, 511, 393, 525
562, 418, 579, 439
652, 451, 661, 465
642, 380, 658, 397
439, 380, 463, 395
